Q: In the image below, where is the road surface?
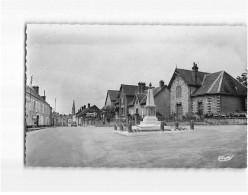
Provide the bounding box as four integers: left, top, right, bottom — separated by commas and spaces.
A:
25, 125, 247, 168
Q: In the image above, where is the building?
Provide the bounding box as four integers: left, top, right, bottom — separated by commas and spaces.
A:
102, 90, 119, 120
104, 90, 119, 106
128, 81, 171, 119
117, 83, 149, 118
76, 104, 101, 126
25, 85, 52, 128
168, 63, 247, 116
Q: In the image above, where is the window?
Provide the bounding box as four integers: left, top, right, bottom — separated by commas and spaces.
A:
198, 101, 203, 115
136, 108, 138, 114
176, 86, 182, 98
121, 96, 124, 104
207, 97, 211, 113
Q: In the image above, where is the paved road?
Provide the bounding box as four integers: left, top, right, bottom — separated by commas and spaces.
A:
25, 125, 247, 168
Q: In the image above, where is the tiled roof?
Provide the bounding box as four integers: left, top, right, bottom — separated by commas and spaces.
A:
136, 93, 146, 102
126, 96, 134, 106
191, 71, 247, 96
168, 68, 209, 88
107, 90, 119, 101
131, 86, 167, 105
120, 84, 139, 96
140, 96, 147, 105
26, 85, 51, 107
177, 68, 209, 86
77, 105, 101, 117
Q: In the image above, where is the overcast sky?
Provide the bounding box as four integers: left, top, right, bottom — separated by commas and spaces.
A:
26, 24, 247, 114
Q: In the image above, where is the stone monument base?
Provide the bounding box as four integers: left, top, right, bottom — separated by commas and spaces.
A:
136, 116, 171, 131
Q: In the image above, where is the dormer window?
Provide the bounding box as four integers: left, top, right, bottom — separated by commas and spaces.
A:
176, 86, 182, 98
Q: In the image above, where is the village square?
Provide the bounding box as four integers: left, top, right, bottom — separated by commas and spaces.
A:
25, 62, 247, 168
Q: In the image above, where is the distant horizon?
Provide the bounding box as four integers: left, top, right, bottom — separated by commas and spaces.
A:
26, 24, 247, 114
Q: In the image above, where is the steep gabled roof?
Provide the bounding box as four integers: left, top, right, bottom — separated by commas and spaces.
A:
119, 84, 139, 96
108, 90, 119, 101
191, 71, 247, 96
104, 90, 119, 105
168, 68, 209, 88
140, 96, 147, 105
136, 93, 146, 102
77, 105, 101, 117
127, 93, 147, 107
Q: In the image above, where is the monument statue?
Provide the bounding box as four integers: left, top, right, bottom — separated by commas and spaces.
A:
137, 83, 164, 131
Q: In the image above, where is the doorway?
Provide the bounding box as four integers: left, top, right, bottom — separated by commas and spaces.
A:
176, 103, 182, 116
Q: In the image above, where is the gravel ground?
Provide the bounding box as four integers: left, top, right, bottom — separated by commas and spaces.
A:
25, 125, 247, 168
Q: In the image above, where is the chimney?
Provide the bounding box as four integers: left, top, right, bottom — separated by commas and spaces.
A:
33, 86, 39, 94
159, 80, 164, 88
88, 103, 90, 108
42, 90, 46, 101
138, 82, 146, 93
192, 62, 199, 83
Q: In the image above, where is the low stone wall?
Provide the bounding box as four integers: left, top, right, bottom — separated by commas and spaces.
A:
204, 118, 247, 125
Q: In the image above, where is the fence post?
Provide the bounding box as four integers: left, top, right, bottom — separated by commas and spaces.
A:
134, 114, 138, 125
128, 122, 132, 133
190, 120, 194, 130
175, 121, 179, 129
160, 121, 164, 131
120, 124, 123, 131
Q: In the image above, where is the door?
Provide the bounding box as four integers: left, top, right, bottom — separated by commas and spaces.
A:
176, 103, 182, 116
36, 115, 39, 127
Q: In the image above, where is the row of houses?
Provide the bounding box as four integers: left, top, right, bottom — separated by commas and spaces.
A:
103, 63, 247, 121
25, 85, 52, 128
25, 84, 73, 128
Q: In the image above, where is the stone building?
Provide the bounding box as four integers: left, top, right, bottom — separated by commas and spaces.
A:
191, 71, 247, 114
168, 63, 247, 116
25, 85, 52, 128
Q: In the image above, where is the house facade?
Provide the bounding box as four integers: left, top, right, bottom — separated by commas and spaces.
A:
128, 80, 171, 119
117, 84, 140, 118
25, 85, 52, 127
191, 71, 247, 114
76, 103, 101, 126
168, 63, 247, 116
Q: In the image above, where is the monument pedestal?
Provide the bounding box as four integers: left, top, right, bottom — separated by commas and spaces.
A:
136, 83, 171, 131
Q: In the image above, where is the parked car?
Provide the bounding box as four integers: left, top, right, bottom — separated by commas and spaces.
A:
71, 122, 77, 127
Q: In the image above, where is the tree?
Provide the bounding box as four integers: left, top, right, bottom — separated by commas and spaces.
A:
236, 70, 247, 87
101, 105, 116, 121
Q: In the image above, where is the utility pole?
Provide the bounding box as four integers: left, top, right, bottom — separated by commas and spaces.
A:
55, 98, 56, 112
29, 75, 33, 102
30, 75, 33, 86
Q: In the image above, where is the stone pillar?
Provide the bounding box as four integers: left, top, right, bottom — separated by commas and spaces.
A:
160, 121, 164, 131
128, 122, 132, 133
134, 113, 138, 125
190, 120, 194, 130
175, 121, 179, 128
120, 124, 123, 131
